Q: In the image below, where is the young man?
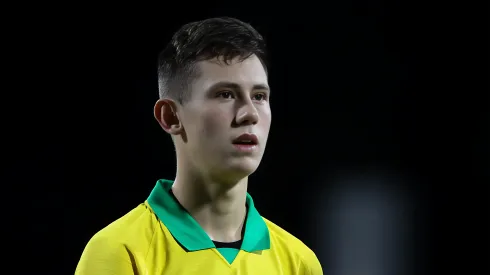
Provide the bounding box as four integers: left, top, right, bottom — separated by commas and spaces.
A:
76, 17, 323, 274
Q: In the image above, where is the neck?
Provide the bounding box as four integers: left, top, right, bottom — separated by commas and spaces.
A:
171, 165, 248, 243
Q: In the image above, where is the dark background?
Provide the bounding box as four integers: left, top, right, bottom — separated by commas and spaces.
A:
8, 2, 487, 274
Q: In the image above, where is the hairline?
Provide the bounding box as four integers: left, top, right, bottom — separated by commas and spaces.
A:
161, 54, 268, 104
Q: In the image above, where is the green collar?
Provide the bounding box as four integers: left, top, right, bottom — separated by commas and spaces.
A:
147, 179, 270, 252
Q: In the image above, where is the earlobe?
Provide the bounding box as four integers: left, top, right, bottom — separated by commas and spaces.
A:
154, 99, 182, 135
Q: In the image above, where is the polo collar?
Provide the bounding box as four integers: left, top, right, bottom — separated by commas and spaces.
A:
146, 179, 270, 252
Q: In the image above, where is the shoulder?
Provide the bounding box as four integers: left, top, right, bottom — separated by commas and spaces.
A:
76, 203, 158, 274
88, 203, 156, 245
263, 217, 323, 275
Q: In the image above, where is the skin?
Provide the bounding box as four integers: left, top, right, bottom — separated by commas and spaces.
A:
154, 54, 271, 242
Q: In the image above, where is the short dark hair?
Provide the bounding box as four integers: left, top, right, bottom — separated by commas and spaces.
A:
157, 17, 268, 103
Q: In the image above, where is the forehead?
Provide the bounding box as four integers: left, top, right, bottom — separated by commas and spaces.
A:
192, 55, 268, 91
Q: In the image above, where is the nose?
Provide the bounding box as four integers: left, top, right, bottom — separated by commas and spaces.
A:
235, 102, 259, 126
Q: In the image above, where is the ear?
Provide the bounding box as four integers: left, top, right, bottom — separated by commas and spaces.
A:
154, 99, 183, 135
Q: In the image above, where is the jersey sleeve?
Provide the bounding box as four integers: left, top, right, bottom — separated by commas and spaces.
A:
75, 234, 136, 275
301, 249, 323, 275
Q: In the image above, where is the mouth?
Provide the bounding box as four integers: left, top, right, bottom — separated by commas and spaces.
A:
232, 133, 258, 145
232, 133, 259, 152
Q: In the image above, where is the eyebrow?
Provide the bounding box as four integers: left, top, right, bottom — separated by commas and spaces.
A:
207, 81, 270, 92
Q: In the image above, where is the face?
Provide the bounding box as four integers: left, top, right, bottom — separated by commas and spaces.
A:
175, 55, 271, 181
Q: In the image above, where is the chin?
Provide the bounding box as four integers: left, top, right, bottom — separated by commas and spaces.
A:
223, 158, 260, 178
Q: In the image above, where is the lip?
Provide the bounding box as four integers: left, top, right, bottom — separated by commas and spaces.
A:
233, 143, 258, 153
232, 133, 259, 153
232, 133, 259, 145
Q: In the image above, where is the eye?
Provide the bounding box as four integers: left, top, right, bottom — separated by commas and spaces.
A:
217, 91, 234, 99
253, 93, 267, 101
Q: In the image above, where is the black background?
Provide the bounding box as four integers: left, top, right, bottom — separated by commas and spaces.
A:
6, 2, 488, 274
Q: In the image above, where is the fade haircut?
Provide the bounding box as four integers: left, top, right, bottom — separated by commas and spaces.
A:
157, 17, 268, 103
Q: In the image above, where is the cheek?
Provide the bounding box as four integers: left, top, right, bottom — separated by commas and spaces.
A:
259, 108, 272, 130
197, 109, 230, 137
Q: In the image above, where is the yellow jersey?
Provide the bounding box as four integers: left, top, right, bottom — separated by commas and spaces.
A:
75, 179, 323, 274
